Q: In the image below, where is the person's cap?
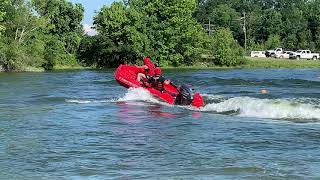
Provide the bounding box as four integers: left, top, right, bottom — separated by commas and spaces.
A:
155, 67, 162, 75
143, 57, 152, 65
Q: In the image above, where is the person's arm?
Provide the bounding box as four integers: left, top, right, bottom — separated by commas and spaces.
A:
169, 81, 180, 92
160, 77, 178, 88
135, 65, 148, 69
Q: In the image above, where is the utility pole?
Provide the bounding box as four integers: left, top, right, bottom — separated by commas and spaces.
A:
241, 12, 247, 54
209, 19, 211, 36
204, 19, 215, 36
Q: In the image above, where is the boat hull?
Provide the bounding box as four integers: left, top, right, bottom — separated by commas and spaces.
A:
114, 64, 204, 107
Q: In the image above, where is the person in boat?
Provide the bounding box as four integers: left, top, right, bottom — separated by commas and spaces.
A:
143, 56, 156, 77
136, 56, 156, 84
147, 67, 172, 92
135, 64, 148, 84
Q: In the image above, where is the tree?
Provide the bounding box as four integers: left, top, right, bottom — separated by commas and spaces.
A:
0, 0, 46, 71
283, 34, 297, 50
258, 9, 282, 41
31, 0, 84, 69
0, 0, 8, 36
265, 34, 281, 50
92, 0, 209, 67
93, 2, 139, 67
0, 0, 84, 71
3, 0, 41, 44
31, 0, 84, 34
128, 0, 209, 66
208, 5, 241, 38
212, 28, 244, 66
193, 0, 320, 52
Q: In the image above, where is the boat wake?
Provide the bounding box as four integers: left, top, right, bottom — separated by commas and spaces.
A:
65, 88, 164, 105
66, 88, 320, 121
65, 99, 113, 104
117, 88, 161, 103
120, 89, 320, 121
201, 95, 320, 121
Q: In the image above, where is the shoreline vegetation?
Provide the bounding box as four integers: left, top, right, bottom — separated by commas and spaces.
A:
55, 57, 320, 70
2, 56, 320, 72
5, 56, 320, 72
1, 0, 320, 72
15, 56, 320, 72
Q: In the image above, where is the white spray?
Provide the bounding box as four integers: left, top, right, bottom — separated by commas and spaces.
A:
201, 96, 320, 120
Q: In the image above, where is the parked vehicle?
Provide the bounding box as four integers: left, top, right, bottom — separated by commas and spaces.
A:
265, 48, 283, 57
251, 51, 266, 58
289, 50, 320, 60
274, 51, 293, 59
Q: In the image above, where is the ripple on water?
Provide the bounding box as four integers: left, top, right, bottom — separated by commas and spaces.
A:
1, 69, 320, 179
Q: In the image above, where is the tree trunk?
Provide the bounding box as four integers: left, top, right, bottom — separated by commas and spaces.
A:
15, 28, 19, 40
19, 27, 25, 43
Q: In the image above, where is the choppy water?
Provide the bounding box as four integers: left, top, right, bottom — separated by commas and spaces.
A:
1, 69, 320, 179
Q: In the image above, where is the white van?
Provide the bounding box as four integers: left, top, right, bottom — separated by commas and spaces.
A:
250, 51, 266, 58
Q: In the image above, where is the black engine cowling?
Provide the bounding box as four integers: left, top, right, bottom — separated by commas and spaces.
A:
175, 85, 193, 105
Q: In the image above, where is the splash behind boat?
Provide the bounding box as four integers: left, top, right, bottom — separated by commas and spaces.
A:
114, 64, 204, 108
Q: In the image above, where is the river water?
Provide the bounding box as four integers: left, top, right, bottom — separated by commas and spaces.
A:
1, 69, 320, 179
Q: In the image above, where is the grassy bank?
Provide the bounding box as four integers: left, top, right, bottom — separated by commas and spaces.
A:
163, 56, 320, 70
3, 56, 320, 72
52, 64, 93, 70
242, 57, 320, 68
22, 67, 45, 72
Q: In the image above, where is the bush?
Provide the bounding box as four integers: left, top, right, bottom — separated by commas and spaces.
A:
43, 36, 67, 70
264, 34, 281, 50
212, 28, 245, 66
0, 42, 24, 71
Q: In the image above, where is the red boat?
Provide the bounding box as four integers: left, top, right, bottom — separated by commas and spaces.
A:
114, 64, 204, 108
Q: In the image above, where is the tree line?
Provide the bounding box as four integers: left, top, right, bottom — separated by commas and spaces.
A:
194, 0, 320, 52
78, 0, 245, 67
1, 0, 320, 71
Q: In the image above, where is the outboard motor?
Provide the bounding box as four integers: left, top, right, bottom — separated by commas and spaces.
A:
175, 84, 193, 105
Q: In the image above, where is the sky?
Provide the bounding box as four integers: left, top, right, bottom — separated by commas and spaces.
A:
69, 0, 116, 35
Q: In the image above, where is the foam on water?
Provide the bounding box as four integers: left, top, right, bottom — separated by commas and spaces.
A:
65, 99, 113, 104
65, 88, 163, 105
201, 96, 320, 120
66, 88, 320, 121
117, 88, 162, 104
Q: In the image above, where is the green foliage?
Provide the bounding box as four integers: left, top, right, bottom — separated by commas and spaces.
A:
194, 0, 320, 52
0, 0, 45, 71
42, 36, 64, 70
212, 28, 245, 66
92, 2, 140, 67
31, 0, 84, 69
77, 35, 97, 66
247, 38, 265, 51
0, 0, 84, 71
31, 0, 84, 34
0, 41, 23, 71
0, 0, 8, 35
208, 4, 241, 37
264, 34, 281, 50
258, 9, 282, 41
78, 34, 127, 67
88, 0, 209, 68
0, 37, 45, 71
6, 0, 320, 70
282, 34, 297, 50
